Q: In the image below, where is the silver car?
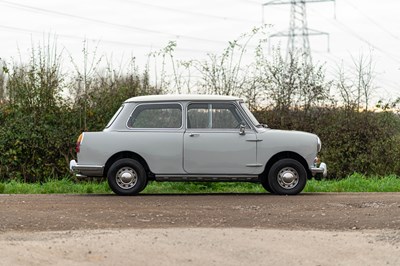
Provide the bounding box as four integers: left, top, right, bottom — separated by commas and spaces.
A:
70, 95, 327, 195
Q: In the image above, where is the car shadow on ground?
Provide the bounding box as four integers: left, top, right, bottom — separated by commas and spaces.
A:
79, 192, 321, 197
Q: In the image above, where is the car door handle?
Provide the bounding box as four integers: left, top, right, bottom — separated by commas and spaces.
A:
189, 133, 200, 137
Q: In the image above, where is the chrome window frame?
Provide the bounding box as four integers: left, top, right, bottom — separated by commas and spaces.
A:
126, 102, 184, 131
185, 101, 256, 133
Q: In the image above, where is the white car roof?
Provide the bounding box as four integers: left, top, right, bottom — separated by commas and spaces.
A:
125, 94, 241, 103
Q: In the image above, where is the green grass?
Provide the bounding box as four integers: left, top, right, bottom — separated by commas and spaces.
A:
0, 178, 111, 194
0, 173, 399, 194
305, 173, 400, 192
143, 181, 265, 194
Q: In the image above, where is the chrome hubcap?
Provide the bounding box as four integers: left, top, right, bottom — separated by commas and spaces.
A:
116, 167, 137, 190
277, 167, 299, 189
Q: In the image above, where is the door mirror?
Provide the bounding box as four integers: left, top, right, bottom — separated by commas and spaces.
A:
239, 124, 246, 135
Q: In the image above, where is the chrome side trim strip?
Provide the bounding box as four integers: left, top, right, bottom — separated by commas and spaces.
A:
246, 164, 263, 167
155, 174, 259, 182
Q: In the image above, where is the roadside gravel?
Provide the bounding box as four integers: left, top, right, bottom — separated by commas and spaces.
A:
1, 228, 399, 266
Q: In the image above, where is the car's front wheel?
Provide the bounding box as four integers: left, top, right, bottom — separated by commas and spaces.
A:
107, 158, 147, 195
267, 159, 307, 195
261, 177, 274, 193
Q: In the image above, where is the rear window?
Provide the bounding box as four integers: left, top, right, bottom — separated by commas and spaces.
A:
127, 103, 182, 129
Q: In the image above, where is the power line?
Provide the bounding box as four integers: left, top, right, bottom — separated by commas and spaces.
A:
305, 2, 400, 95
122, 0, 259, 24
0, 25, 148, 48
0, 0, 230, 46
331, 20, 400, 65
307, 5, 400, 65
342, 0, 400, 41
237, 0, 263, 5
0, 24, 214, 54
313, 43, 399, 95
265, 0, 335, 5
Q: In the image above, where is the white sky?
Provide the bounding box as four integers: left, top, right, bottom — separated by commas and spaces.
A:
1, 0, 399, 102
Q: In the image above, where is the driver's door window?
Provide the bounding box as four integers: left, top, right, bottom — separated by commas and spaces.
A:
184, 102, 256, 174
187, 103, 247, 129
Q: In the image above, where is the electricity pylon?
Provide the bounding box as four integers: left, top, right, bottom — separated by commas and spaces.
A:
262, 0, 335, 64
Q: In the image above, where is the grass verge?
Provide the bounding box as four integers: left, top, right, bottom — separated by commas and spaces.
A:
0, 173, 399, 194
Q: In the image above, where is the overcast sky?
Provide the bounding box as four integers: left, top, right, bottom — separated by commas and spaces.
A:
1, 0, 399, 101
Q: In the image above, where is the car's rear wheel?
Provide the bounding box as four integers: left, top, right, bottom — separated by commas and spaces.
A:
107, 158, 147, 195
267, 159, 307, 195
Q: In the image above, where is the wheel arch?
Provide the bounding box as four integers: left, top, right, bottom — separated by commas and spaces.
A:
261, 151, 312, 179
104, 151, 153, 180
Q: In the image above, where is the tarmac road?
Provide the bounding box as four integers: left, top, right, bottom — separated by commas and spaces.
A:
0, 193, 399, 265
1, 193, 399, 231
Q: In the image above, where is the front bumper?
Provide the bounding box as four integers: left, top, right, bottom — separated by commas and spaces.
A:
311, 162, 327, 179
69, 160, 104, 178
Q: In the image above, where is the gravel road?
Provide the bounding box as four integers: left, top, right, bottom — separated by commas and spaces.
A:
1, 193, 399, 265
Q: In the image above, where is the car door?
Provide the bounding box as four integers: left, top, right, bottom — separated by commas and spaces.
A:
183, 102, 258, 174
125, 102, 185, 174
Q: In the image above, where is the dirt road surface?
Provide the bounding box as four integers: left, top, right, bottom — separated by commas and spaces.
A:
1, 193, 399, 265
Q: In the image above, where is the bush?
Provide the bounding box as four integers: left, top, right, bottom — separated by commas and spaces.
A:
0, 36, 399, 181
255, 107, 400, 179
0, 43, 158, 182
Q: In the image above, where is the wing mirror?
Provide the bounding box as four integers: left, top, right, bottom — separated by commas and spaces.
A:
239, 124, 246, 135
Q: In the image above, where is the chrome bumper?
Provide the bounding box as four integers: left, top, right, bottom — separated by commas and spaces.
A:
69, 160, 104, 178
311, 162, 327, 179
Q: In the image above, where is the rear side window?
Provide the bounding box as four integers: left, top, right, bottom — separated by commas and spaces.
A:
127, 103, 182, 129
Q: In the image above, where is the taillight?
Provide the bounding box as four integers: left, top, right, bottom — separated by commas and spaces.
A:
76, 133, 84, 153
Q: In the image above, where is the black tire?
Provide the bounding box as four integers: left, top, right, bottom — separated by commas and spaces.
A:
107, 158, 147, 196
267, 159, 307, 195
261, 176, 275, 194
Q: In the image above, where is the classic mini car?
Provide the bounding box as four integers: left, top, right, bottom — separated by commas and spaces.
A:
70, 95, 327, 195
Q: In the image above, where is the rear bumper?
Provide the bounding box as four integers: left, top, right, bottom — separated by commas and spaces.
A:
311, 162, 327, 179
69, 160, 104, 178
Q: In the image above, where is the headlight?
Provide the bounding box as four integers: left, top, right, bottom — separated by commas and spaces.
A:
317, 137, 322, 152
